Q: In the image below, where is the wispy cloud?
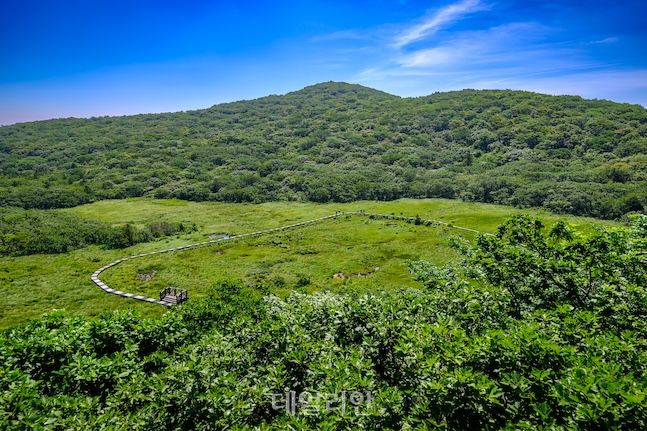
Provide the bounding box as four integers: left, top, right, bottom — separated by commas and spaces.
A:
352, 20, 614, 96
393, 0, 486, 48
310, 1, 645, 106
395, 22, 553, 68
398, 47, 454, 67
311, 29, 375, 43
588, 36, 619, 45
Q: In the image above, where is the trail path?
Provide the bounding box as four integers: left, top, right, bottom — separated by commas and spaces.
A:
90, 211, 489, 306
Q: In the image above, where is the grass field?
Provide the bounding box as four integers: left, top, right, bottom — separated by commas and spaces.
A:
0, 198, 617, 327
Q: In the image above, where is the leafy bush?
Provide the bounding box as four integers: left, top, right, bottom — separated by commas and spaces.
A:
452, 215, 647, 323
0, 217, 645, 429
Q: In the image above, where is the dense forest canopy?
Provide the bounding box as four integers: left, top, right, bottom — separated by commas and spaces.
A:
0, 82, 645, 218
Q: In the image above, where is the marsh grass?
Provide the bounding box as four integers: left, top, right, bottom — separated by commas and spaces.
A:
0, 198, 615, 327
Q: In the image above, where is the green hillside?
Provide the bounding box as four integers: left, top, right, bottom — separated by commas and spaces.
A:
1, 82, 645, 218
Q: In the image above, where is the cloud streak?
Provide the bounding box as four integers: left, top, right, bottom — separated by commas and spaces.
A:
395, 22, 556, 68
307, 1, 645, 106
345, 9, 647, 106
393, 0, 485, 48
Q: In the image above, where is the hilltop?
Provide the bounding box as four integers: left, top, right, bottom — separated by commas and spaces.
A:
0, 82, 645, 218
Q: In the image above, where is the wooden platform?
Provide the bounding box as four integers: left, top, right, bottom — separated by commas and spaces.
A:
160, 287, 188, 306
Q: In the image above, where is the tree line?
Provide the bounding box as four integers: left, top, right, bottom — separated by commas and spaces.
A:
0, 207, 196, 256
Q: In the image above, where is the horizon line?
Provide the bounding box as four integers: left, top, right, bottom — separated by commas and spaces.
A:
2, 81, 644, 127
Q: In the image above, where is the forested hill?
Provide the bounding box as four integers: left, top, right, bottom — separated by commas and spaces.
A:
1, 82, 645, 218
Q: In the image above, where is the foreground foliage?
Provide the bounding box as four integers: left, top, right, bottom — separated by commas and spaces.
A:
1, 216, 645, 429
1, 83, 645, 218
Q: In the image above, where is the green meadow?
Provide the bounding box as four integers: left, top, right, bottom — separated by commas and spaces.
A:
0, 198, 616, 327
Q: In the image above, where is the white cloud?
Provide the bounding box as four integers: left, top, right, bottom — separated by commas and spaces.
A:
311, 29, 374, 43
398, 47, 454, 67
394, 22, 555, 68
393, 0, 485, 47
313, 2, 646, 106
588, 36, 619, 45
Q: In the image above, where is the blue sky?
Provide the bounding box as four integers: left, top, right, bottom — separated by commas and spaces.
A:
1, 0, 645, 124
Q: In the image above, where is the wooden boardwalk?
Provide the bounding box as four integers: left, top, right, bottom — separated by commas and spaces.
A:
90, 211, 490, 307
91, 213, 346, 307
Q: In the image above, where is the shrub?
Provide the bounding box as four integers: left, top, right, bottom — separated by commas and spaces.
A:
1, 216, 645, 429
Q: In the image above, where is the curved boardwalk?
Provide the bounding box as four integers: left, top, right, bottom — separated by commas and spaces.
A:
92, 213, 346, 306
91, 211, 489, 307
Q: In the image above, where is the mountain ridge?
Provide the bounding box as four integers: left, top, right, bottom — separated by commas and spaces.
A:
0, 82, 645, 219
3, 82, 645, 127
